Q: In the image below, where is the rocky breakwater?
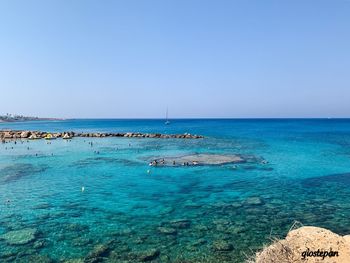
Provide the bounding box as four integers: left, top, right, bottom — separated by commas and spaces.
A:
0, 130, 203, 140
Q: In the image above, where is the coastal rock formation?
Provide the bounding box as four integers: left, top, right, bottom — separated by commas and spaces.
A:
0, 130, 203, 140
253, 226, 350, 263
149, 153, 249, 167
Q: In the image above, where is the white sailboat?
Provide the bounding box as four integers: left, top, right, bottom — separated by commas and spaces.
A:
165, 108, 170, 125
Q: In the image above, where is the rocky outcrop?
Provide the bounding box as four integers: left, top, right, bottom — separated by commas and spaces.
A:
0, 130, 203, 140
149, 154, 248, 167
253, 226, 350, 263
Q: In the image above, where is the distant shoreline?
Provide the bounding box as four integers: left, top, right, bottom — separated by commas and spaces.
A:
0, 117, 64, 123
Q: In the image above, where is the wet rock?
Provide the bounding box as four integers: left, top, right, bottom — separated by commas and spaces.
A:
158, 227, 177, 235
137, 248, 160, 261
212, 240, 234, 252
0, 228, 38, 245
20, 131, 30, 138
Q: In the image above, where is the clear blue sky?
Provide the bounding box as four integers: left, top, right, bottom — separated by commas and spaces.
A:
0, 0, 349, 118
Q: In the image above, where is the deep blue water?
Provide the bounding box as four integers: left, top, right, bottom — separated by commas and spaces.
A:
1, 119, 350, 262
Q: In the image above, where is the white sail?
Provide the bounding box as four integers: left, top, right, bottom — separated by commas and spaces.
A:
165, 108, 170, 125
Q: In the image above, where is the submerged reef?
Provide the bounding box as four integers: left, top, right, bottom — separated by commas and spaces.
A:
0, 228, 38, 245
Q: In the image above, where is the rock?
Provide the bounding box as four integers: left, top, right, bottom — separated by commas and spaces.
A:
255, 226, 350, 263
137, 248, 160, 261
20, 131, 30, 138
3, 132, 13, 138
157, 227, 177, 235
212, 240, 234, 252
245, 197, 263, 206
0, 228, 38, 245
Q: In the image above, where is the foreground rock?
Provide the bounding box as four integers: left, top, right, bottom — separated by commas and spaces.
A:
0, 228, 38, 245
253, 226, 350, 263
0, 130, 203, 140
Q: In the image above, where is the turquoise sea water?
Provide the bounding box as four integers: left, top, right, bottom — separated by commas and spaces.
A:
1, 119, 350, 262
